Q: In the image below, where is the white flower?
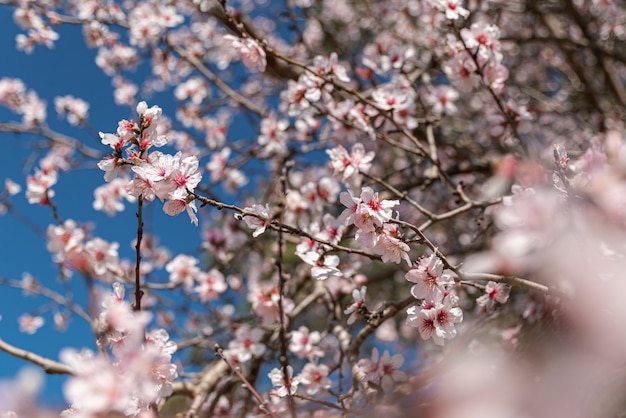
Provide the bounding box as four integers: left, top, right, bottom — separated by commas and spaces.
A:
242, 204, 272, 237
268, 365, 300, 397
223, 35, 267, 72
476, 281, 511, 313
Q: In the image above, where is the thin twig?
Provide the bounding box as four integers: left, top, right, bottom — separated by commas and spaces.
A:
215, 345, 278, 418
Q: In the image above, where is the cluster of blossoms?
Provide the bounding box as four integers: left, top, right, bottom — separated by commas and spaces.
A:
280, 53, 350, 117
247, 285, 294, 327
444, 20, 509, 94
295, 213, 345, 281
127, 3, 184, 48
222, 35, 267, 73
267, 342, 332, 399
267, 363, 332, 399
98, 101, 203, 225
358, 347, 407, 391
405, 253, 463, 345
24, 144, 74, 206
61, 283, 177, 417
13, 5, 59, 53
165, 254, 228, 302
326, 143, 375, 189
53, 95, 89, 126
339, 187, 410, 265
0, 78, 46, 126
46, 219, 122, 281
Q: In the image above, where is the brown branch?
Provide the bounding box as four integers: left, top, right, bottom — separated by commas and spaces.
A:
0, 337, 73, 375
0, 122, 102, 159
133, 195, 144, 311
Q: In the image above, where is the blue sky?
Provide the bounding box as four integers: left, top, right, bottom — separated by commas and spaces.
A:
0, 6, 204, 408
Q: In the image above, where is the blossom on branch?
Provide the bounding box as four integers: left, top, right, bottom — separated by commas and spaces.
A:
242, 203, 272, 237
268, 365, 300, 397
476, 281, 511, 313
222, 35, 267, 73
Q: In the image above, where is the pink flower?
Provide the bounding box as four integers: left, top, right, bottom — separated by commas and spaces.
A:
406, 298, 463, 346
223, 35, 267, 72
298, 363, 331, 395
174, 77, 209, 104
358, 347, 406, 390
358, 186, 399, 229
94, 177, 136, 215
432, 0, 470, 20
26, 168, 57, 205
378, 350, 407, 391
165, 254, 201, 289
476, 281, 511, 313
18, 314, 44, 334
54, 95, 89, 126
4, 178, 21, 195
258, 113, 289, 157
327, 143, 375, 188
46, 219, 85, 255
84, 237, 120, 278
319, 213, 344, 244
289, 326, 323, 359
357, 347, 380, 382
344, 286, 367, 325
268, 365, 300, 397
298, 251, 343, 280
242, 204, 272, 237
248, 286, 294, 327
227, 325, 267, 363
193, 269, 227, 302
311, 52, 350, 83
460, 21, 502, 60
405, 253, 454, 301
338, 189, 360, 226
423, 85, 459, 116
374, 231, 411, 265
163, 197, 199, 226
443, 51, 480, 93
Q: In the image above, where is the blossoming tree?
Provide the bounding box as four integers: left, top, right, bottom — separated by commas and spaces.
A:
0, 0, 625, 416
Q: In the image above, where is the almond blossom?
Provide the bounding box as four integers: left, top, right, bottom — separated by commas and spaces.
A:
248, 286, 294, 327
405, 253, 454, 301
242, 203, 272, 237
344, 286, 367, 325
54, 95, 89, 126
83, 237, 120, 278
373, 226, 411, 265
406, 296, 463, 346
298, 251, 343, 280
358, 348, 406, 391
476, 281, 511, 313
226, 325, 267, 363
326, 143, 375, 189
25, 168, 57, 205
193, 268, 228, 302
222, 35, 267, 73
17, 314, 44, 334
165, 254, 201, 289
298, 363, 331, 395
431, 0, 470, 20
268, 365, 300, 397
93, 177, 136, 215
289, 326, 324, 359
